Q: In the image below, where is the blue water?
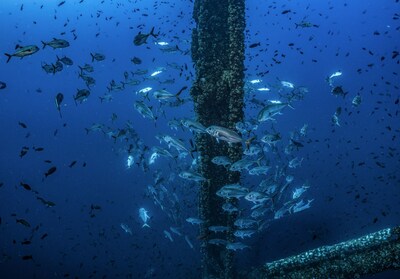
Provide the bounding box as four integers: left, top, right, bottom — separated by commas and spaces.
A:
0, 0, 399, 278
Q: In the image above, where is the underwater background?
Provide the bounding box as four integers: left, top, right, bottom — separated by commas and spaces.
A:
0, 0, 399, 278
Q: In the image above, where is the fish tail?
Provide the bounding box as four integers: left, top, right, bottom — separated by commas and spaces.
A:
41, 41, 47, 49
150, 27, 157, 38
4, 53, 12, 63
90, 53, 94, 62
142, 223, 150, 228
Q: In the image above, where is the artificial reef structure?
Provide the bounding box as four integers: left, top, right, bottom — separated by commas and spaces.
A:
189, 0, 400, 278
190, 0, 245, 278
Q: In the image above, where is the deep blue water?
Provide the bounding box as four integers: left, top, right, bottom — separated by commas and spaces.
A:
0, 0, 399, 278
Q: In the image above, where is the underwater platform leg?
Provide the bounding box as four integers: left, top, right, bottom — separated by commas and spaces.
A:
245, 226, 400, 278
191, 0, 245, 278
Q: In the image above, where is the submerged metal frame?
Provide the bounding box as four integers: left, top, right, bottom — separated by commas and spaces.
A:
190, 1, 399, 278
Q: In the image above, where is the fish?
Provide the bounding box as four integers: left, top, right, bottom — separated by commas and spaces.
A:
68, 160, 77, 168
331, 86, 348, 98
248, 166, 270, 175
133, 27, 158, 46
208, 226, 229, 232
211, 156, 232, 167
257, 101, 292, 122
179, 170, 207, 182
186, 217, 204, 225
234, 230, 257, 239
18, 122, 27, 128
244, 191, 270, 204
41, 38, 70, 49
291, 199, 314, 213
0, 81, 6, 89
22, 255, 33, 261
56, 55, 73, 65
181, 118, 207, 133
90, 52, 105, 62
44, 166, 57, 177
352, 94, 362, 107
131, 56, 142, 64
208, 239, 228, 246
55, 93, 64, 118
134, 101, 156, 121
295, 21, 319, 28
206, 125, 242, 144
216, 183, 249, 199
153, 86, 186, 101
164, 230, 174, 242
234, 218, 259, 229
36, 197, 56, 207
226, 242, 250, 251
20, 182, 32, 191
19, 146, 29, 158
4, 45, 39, 63
16, 218, 31, 227
139, 208, 150, 228
78, 63, 94, 73
229, 157, 259, 172
73, 89, 90, 104
120, 223, 133, 235
184, 235, 194, 249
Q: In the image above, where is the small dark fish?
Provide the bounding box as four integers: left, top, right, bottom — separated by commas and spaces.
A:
57, 55, 73, 66
18, 122, 27, 128
131, 56, 142, 64
281, 9, 291, 14
19, 146, 29, 158
16, 219, 31, 227
52, 61, 64, 73
40, 233, 48, 240
331, 86, 348, 98
0, 182, 3, 188
44, 160, 52, 163
37, 197, 56, 207
58, 1, 66, 6
22, 255, 33, 261
0, 81, 6, 89
82, 162, 87, 167
45, 166, 57, 177
68, 160, 77, 168
20, 182, 32, 191
33, 147, 44, 152
55, 93, 64, 118
90, 52, 105, 62
21, 240, 31, 245
249, 42, 261, 48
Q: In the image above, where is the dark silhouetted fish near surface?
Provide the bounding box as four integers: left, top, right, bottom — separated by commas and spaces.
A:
0, 81, 6, 89
4, 45, 39, 63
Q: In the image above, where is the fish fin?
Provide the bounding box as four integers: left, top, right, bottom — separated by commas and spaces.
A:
142, 223, 150, 228
4, 53, 12, 63
41, 41, 47, 49
149, 27, 158, 38
90, 53, 94, 62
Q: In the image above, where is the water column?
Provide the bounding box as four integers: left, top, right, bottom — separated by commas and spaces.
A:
191, 0, 245, 278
